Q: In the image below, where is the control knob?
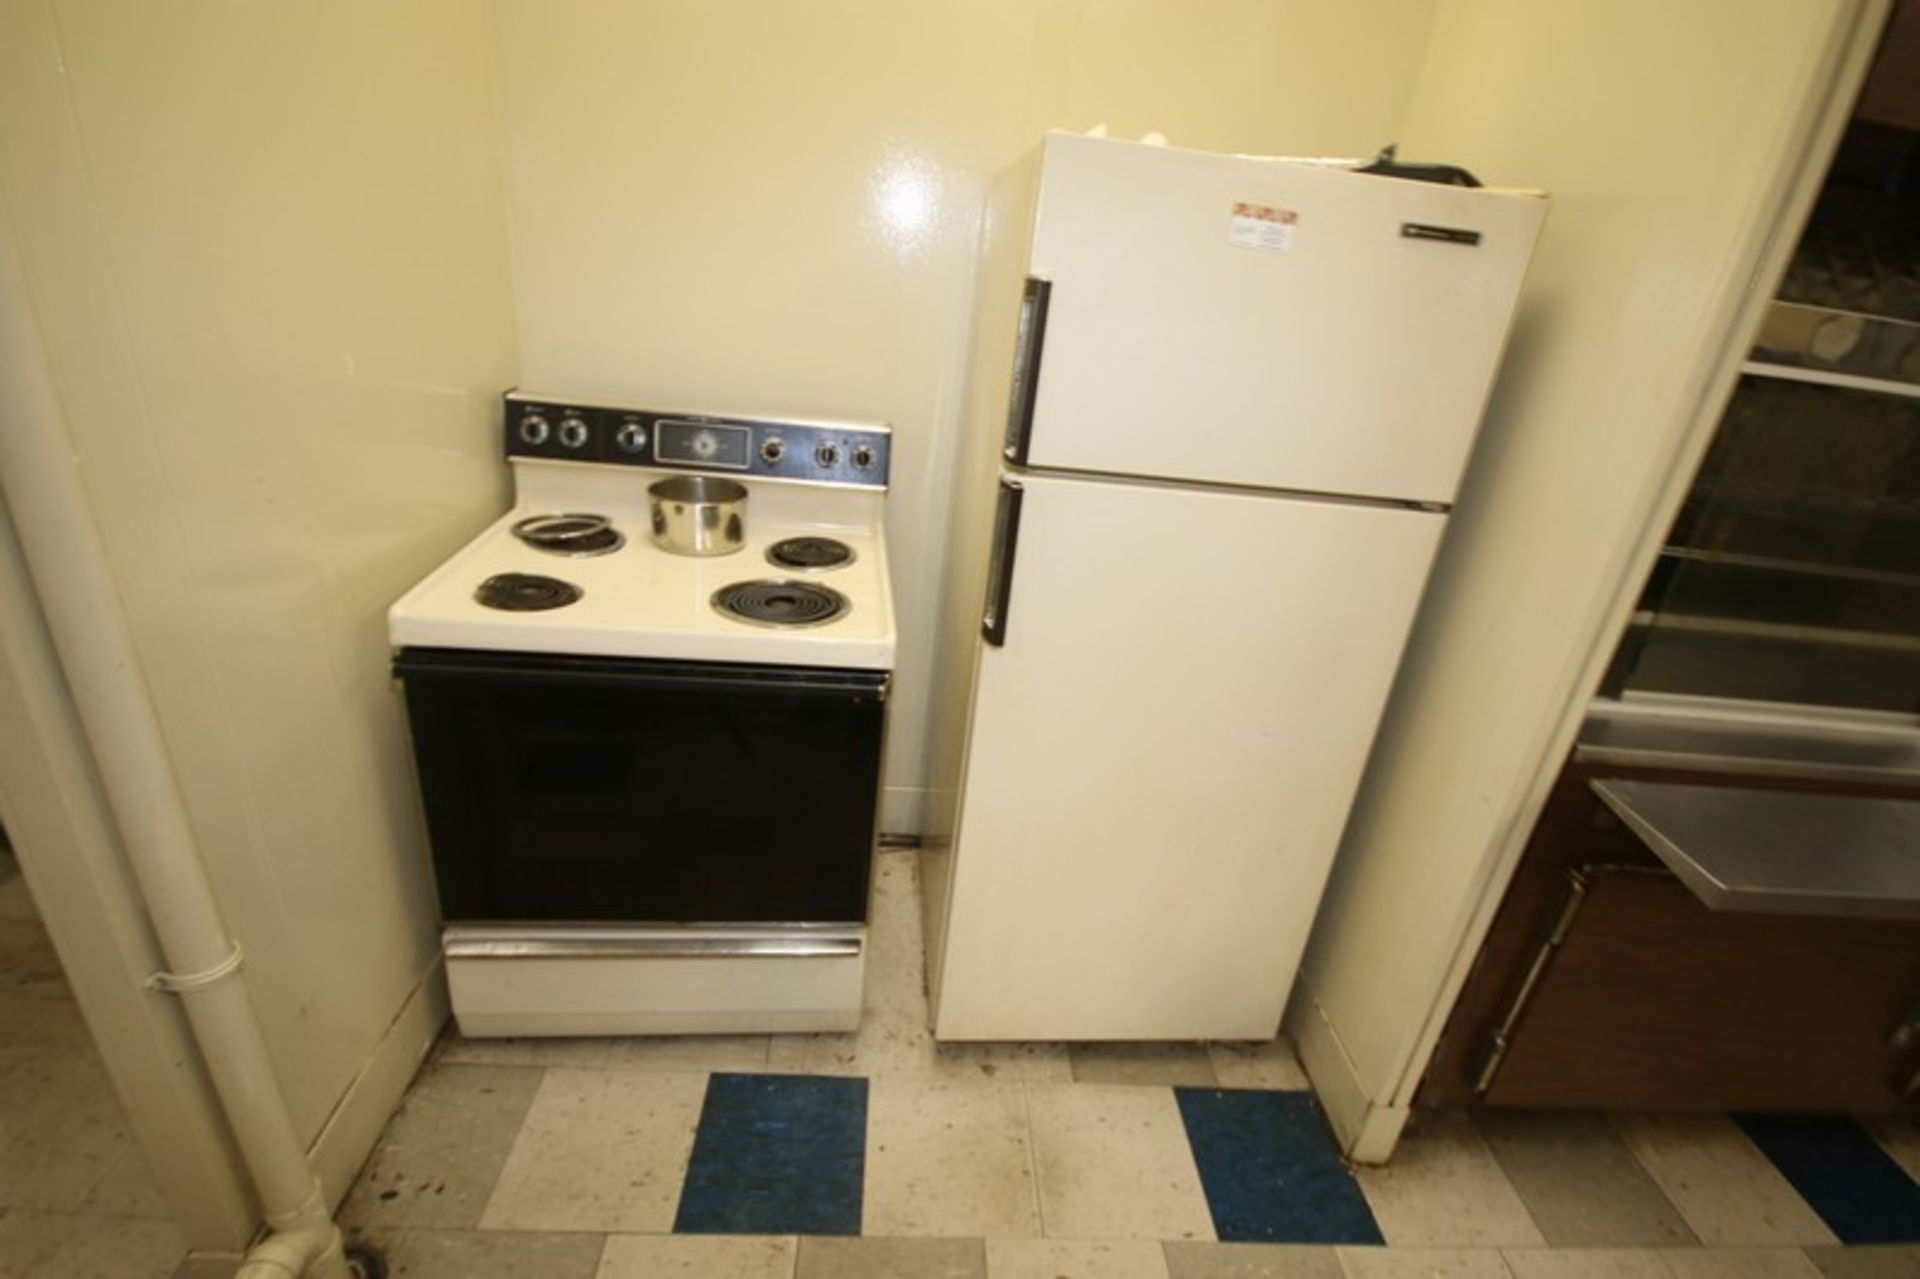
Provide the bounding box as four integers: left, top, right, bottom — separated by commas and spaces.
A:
760, 436, 786, 465
517, 413, 551, 446
851, 443, 877, 471
557, 415, 590, 449
614, 421, 649, 454
814, 441, 842, 469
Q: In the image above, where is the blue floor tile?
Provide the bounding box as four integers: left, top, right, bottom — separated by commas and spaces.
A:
1734, 1113, 1920, 1244
673, 1073, 868, 1237
1175, 1087, 1383, 1245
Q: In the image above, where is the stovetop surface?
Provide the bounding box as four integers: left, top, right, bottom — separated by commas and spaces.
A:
389, 459, 895, 670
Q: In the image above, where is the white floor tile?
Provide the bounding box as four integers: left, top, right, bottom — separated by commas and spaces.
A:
481, 1068, 707, 1232
986, 1237, 1172, 1278
1355, 1112, 1544, 1248
1208, 1040, 1311, 1091
597, 1233, 797, 1278
864, 1079, 1039, 1238
1024, 1083, 1214, 1242
1337, 1247, 1515, 1277
1614, 1115, 1835, 1246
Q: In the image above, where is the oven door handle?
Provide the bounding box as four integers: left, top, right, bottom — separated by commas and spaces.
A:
443, 934, 863, 960
393, 649, 889, 698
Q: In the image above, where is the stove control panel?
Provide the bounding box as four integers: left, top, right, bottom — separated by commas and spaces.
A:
504, 393, 890, 488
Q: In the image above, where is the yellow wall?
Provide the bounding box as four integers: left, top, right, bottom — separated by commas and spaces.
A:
496, 0, 1436, 828
1291, 0, 1881, 1155
0, 0, 518, 1188
0, 0, 1431, 1248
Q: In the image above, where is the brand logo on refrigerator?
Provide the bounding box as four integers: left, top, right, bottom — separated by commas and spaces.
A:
1227, 202, 1297, 254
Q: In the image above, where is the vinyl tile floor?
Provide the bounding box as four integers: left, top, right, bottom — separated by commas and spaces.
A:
0, 849, 183, 1279
340, 852, 1920, 1279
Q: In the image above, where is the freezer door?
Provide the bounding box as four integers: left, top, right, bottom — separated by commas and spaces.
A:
931, 473, 1445, 1040
1019, 134, 1544, 504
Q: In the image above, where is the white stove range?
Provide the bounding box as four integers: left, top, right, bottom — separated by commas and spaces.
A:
390, 454, 895, 669
388, 393, 895, 1037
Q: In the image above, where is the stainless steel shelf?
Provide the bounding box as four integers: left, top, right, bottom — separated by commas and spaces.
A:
1747, 300, 1920, 398
1578, 695, 1920, 786
1591, 778, 1920, 920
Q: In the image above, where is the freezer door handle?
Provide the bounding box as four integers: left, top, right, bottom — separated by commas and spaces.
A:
981, 478, 1025, 647
1003, 277, 1052, 464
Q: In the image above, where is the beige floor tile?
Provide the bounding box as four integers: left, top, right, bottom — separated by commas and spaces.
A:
1209, 1040, 1311, 1091
1479, 1113, 1696, 1248
795, 1235, 986, 1278
0, 918, 62, 989
767, 854, 1070, 1085
437, 1032, 770, 1074
768, 1021, 1074, 1084
1803, 1246, 1920, 1278
864, 1079, 1039, 1237
375, 1227, 606, 1277
1162, 1240, 1345, 1278
1024, 1083, 1214, 1242
1337, 1247, 1515, 1277
1859, 1116, 1920, 1184
1499, 1250, 1669, 1278
480, 1068, 707, 1232
340, 1062, 545, 1229
1355, 1112, 1544, 1248
0, 1209, 180, 1279
1614, 1114, 1834, 1246
80, 1143, 172, 1219
0, 855, 34, 920
1069, 1043, 1219, 1087
1658, 1248, 1822, 1278
0, 1041, 140, 1213
597, 1233, 797, 1278
986, 1237, 1171, 1278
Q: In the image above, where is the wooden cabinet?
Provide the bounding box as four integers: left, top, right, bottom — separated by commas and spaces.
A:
1420, 762, 1920, 1112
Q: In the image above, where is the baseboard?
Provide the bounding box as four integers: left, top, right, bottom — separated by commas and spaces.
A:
880, 784, 926, 838
309, 955, 450, 1206
1284, 977, 1409, 1165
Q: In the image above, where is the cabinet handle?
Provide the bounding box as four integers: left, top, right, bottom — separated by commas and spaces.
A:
1003, 277, 1051, 464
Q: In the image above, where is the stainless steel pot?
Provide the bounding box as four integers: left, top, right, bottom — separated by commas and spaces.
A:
649, 475, 747, 556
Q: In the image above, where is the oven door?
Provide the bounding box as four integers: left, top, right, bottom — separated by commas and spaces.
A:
394, 647, 887, 925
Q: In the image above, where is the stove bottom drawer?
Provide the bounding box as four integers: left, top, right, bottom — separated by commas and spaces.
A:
444, 929, 866, 1037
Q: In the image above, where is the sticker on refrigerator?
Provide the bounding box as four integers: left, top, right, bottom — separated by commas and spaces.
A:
1227, 202, 1296, 253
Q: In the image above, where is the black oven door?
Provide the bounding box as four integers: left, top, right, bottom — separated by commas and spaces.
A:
394, 648, 887, 926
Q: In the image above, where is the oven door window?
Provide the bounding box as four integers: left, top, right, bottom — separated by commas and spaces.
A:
396, 649, 887, 925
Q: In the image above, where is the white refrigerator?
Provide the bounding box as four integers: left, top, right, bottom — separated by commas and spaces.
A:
920, 132, 1546, 1041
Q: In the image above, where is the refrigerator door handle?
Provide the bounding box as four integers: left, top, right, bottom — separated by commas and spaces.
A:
981, 479, 1025, 647
1003, 277, 1052, 464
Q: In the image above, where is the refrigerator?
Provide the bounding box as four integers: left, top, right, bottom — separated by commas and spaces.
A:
920, 131, 1546, 1041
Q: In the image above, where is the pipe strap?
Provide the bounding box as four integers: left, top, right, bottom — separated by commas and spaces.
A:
147, 943, 245, 994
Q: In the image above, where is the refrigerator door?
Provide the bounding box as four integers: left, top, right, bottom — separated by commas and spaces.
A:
1017, 133, 1544, 504
931, 472, 1445, 1040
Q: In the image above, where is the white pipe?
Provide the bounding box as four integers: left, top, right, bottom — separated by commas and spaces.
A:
0, 225, 350, 1277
